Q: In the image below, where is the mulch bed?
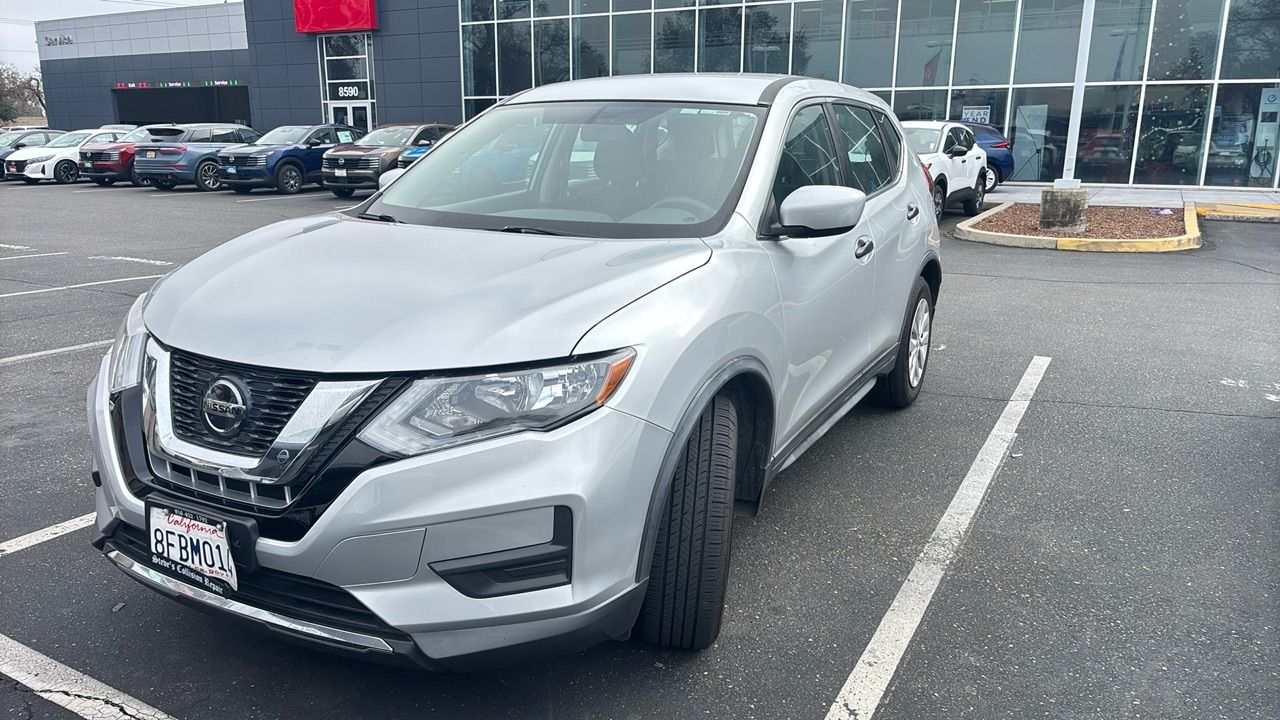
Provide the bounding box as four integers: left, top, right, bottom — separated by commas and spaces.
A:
975, 203, 1186, 239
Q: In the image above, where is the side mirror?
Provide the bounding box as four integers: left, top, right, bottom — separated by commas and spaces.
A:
417, 139, 432, 146
778, 185, 866, 237
306, 138, 322, 147
378, 167, 406, 189
12, 143, 24, 149
947, 145, 967, 157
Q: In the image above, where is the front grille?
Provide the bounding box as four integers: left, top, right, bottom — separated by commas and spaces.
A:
110, 521, 411, 641
219, 154, 266, 167
169, 350, 318, 457
324, 156, 379, 170
149, 453, 295, 509
6, 160, 27, 173
82, 150, 120, 162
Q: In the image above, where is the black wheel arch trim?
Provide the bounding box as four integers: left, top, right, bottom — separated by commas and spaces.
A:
633, 356, 774, 583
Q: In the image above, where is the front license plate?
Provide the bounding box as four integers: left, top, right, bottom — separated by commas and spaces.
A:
146, 151, 157, 159
81, 161, 90, 168
147, 504, 238, 591
225, 166, 236, 174
334, 168, 347, 177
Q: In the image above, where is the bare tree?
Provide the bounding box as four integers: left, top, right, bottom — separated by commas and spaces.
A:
0, 64, 45, 120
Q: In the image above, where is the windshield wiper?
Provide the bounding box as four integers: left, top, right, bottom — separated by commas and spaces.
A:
357, 212, 400, 223
497, 225, 563, 236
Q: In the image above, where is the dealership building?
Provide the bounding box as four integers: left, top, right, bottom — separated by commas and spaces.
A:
35, 0, 1280, 189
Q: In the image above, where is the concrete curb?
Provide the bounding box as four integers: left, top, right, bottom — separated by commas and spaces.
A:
1195, 201, 1280, 223
954, 201, 1202, 253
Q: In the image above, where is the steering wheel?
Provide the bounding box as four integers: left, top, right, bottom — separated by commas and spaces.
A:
650, 196, 717, 218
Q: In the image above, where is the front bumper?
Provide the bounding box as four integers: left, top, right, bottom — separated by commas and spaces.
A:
87, 353, 670, 668
5, 161, 52, 180
219, 166, 273, 187
135, 162, 194, 183
80, 160, 129, 179
322, 169, 379, 188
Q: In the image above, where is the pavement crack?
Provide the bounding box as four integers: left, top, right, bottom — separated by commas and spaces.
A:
7, 678, 151, 719
924, 390, 1278, 420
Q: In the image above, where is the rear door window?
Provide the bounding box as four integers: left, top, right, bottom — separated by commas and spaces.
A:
335, 128, 358, 144
209, 128, 240, 143
186, 129, 213, 143
832, 104, 896, 194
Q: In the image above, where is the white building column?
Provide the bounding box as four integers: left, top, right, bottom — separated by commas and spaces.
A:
1055, 0, 1097, 189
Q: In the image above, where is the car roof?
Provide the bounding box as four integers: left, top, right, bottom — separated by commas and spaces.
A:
507, 73, 850, 107
175, 122, 246, 128
901, 121, 955, 129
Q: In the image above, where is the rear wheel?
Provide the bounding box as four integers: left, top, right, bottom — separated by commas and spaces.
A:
194, 160, 222, 191
91, 177, 115, 186
129, 163, 146, 187
984, 164, 1000, 192
331, 187, 356, 198
230, 185, 252, 194
871, 276, 934, 409
151, 178, 177, 191
53, 160, 78, 184
639, 394, 738, 650
275, 163, 303, 194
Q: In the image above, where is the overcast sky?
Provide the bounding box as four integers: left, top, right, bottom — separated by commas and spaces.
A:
1, 0, 232, 73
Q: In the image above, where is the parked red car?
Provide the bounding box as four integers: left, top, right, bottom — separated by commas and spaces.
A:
79, 125, 181, 186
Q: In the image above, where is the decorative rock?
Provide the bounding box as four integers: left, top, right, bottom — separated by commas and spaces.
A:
1039, 188, 1088, 233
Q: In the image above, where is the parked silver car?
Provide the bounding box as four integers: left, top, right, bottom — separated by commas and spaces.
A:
88, 74, 941, 669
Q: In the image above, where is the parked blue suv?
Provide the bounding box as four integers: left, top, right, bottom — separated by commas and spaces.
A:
962, 122, 1013, 191
217, 124, 362, 194
132, 124, 260, 191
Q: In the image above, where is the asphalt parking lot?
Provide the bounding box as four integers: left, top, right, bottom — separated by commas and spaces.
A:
1, 179, 1277, 720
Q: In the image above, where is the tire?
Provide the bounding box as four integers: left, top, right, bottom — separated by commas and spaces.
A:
230, 185, 252, 194
194, 160, 221, 191
151, 178, 176, 191
963, 176, 986, 216
639, 394, 738, 650
871, 277, 934, 409
331, 187, 356, 198
129, 163, 146, 187
931, 181, 946, 223
53, 160, 78, 184
984, 164, 1001, 192
275, 163, 303, 194
91, 177, 115, 186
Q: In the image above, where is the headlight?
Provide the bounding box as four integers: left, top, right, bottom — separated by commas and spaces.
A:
359, 349, 635, 457
25, 155, 51, 164
107, 293, 149, 392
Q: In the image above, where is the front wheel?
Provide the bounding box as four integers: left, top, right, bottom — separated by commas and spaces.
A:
639, 394, 738, 650
54, 160, 78, 184
331, 187, 356, 198
871, 277, 934, 409
194, 160, 222, 191
963, 178, 986, 216
275, 163, 303, 194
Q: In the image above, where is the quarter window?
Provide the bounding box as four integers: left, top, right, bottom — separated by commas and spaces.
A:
209, 128, 239, 143
771, 105, 841, 210
833, 105, 895, 194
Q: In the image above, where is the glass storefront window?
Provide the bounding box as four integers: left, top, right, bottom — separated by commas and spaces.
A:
574, 17, 610, 78
1086, 0, 1152, 82
792, 0, 842, 80
1146, 0, 1225, 81
465, 98, 496, 120
947, 87, 1008, 129
1220, 0, 1280, 80
655, 0, 694, 8
615, 0, 651, 11
1133, 84, 1212, 184
699, 7, 742, 72
498, 22, 532, 95
613, 12, 652, 75
896, 0, 956, 87
894, 89, 948, 120
654, 11, 695, 73
1014, 0, 1084, 84
871, 90, 893, 105
1008, 86, 1073, 180
535, 20, 570, 85
952, 0, 1017, 87
745, 4, 792, 74
1075, 85, 1141, 183
498, 0, 531, 20
574, 0, 608, 13
1204, 84, 1280, 187
843, 0, 897, 88
463, 24, 496, 97
463, 0, 495, 22
535, 0, 569, 17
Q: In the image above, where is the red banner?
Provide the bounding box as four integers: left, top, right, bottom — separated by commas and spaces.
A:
294, 0, 377, 33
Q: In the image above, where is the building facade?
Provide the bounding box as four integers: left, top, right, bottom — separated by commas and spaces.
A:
36, 0, 1280, 189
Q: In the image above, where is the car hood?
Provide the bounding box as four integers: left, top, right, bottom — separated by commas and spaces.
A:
328, 145, 401, 155
223, 144, 292, 155
82, 142, 134, 152
6, 146, 65, 161
143, 215, 711, 373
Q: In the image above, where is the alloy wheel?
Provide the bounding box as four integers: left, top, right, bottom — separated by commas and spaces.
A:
280, 166, 301, 193
907, 297, 931, 388
974, 183, 985, 212
984, 168, 998, 192
198, 162, 221, 191
932, 186, 944, 222
56, 161, 77, 184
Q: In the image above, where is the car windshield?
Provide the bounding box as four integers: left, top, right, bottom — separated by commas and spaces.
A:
257, 126, 309, 145
121, 127, 182, 142
45, 131, 91, 148
903, 128, 942, 154
0, 131, 22, 146
358, 127, 416, 146
369, 101, 765, 239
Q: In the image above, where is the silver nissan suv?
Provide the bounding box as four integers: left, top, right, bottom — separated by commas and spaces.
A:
88, 74, 941, 669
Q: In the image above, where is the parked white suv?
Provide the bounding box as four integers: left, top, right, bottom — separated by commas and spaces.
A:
902, 121, 988, 222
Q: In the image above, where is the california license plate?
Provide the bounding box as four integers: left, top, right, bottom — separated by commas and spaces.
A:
146, 151, 157, 159
147, 504, 238, 591
334, 168, 347, 177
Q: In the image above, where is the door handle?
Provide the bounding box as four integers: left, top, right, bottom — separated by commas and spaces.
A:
907, 203, 920, 220
854, 237, 875, 259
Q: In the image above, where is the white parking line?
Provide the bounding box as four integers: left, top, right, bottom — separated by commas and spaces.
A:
89, 255, 174, 266
235, 194, 314, 202
0, 243, 33, 250
0, 252, 68, 262
0, 275, 163, 299
0, 513, 95, 557
0, 340, 112, 367
824, 356, 1052, 720
0, 632, 177, 720
71, 188, 113, 193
